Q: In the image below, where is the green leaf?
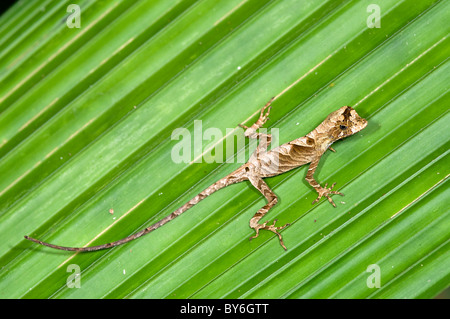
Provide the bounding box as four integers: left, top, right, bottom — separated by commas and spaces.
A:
0, 0, 448, 299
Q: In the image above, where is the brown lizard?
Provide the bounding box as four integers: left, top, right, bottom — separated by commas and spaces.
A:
24, 99, 367, 251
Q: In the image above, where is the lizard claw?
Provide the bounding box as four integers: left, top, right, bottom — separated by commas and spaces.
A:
238, 97, 275, 131
240, 97, 274, 130
255, 97, 275, 127
312, 182, 344, 207
249, 219, 290, 250
258, 105, 271, 126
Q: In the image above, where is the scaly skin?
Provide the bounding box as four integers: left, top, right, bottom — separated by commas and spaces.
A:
25, 100, 367, 251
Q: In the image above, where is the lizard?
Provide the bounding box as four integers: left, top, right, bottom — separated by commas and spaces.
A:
24, 99, 367, 251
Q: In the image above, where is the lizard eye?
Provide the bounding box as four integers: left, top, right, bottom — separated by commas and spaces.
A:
339, 125, 348, 130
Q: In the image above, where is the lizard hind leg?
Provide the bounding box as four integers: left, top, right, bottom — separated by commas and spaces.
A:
238, 97, 275, 138
247, 175, 290, 250
249, 217, 290, 250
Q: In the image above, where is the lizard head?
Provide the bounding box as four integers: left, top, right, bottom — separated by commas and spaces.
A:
326, 106, 367, 141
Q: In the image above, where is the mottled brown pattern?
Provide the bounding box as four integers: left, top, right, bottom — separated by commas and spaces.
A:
25, 99, 367, 251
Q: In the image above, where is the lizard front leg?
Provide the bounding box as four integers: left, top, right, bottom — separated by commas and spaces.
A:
247, 174, 290, 250
305, 156, 344, 207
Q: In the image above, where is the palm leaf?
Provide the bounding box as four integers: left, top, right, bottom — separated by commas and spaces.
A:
0, 0, 448, 299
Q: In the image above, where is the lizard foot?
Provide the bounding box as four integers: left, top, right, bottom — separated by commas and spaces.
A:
238, 97, 275, 131
256, 97, 274, 127
249, 219, 290, 250
312, 182, 344, 207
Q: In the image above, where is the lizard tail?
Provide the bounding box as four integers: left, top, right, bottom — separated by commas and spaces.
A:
24, 167, 248, 252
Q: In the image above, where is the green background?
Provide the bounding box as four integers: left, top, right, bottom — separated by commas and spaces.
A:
0, 0, 448, 298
